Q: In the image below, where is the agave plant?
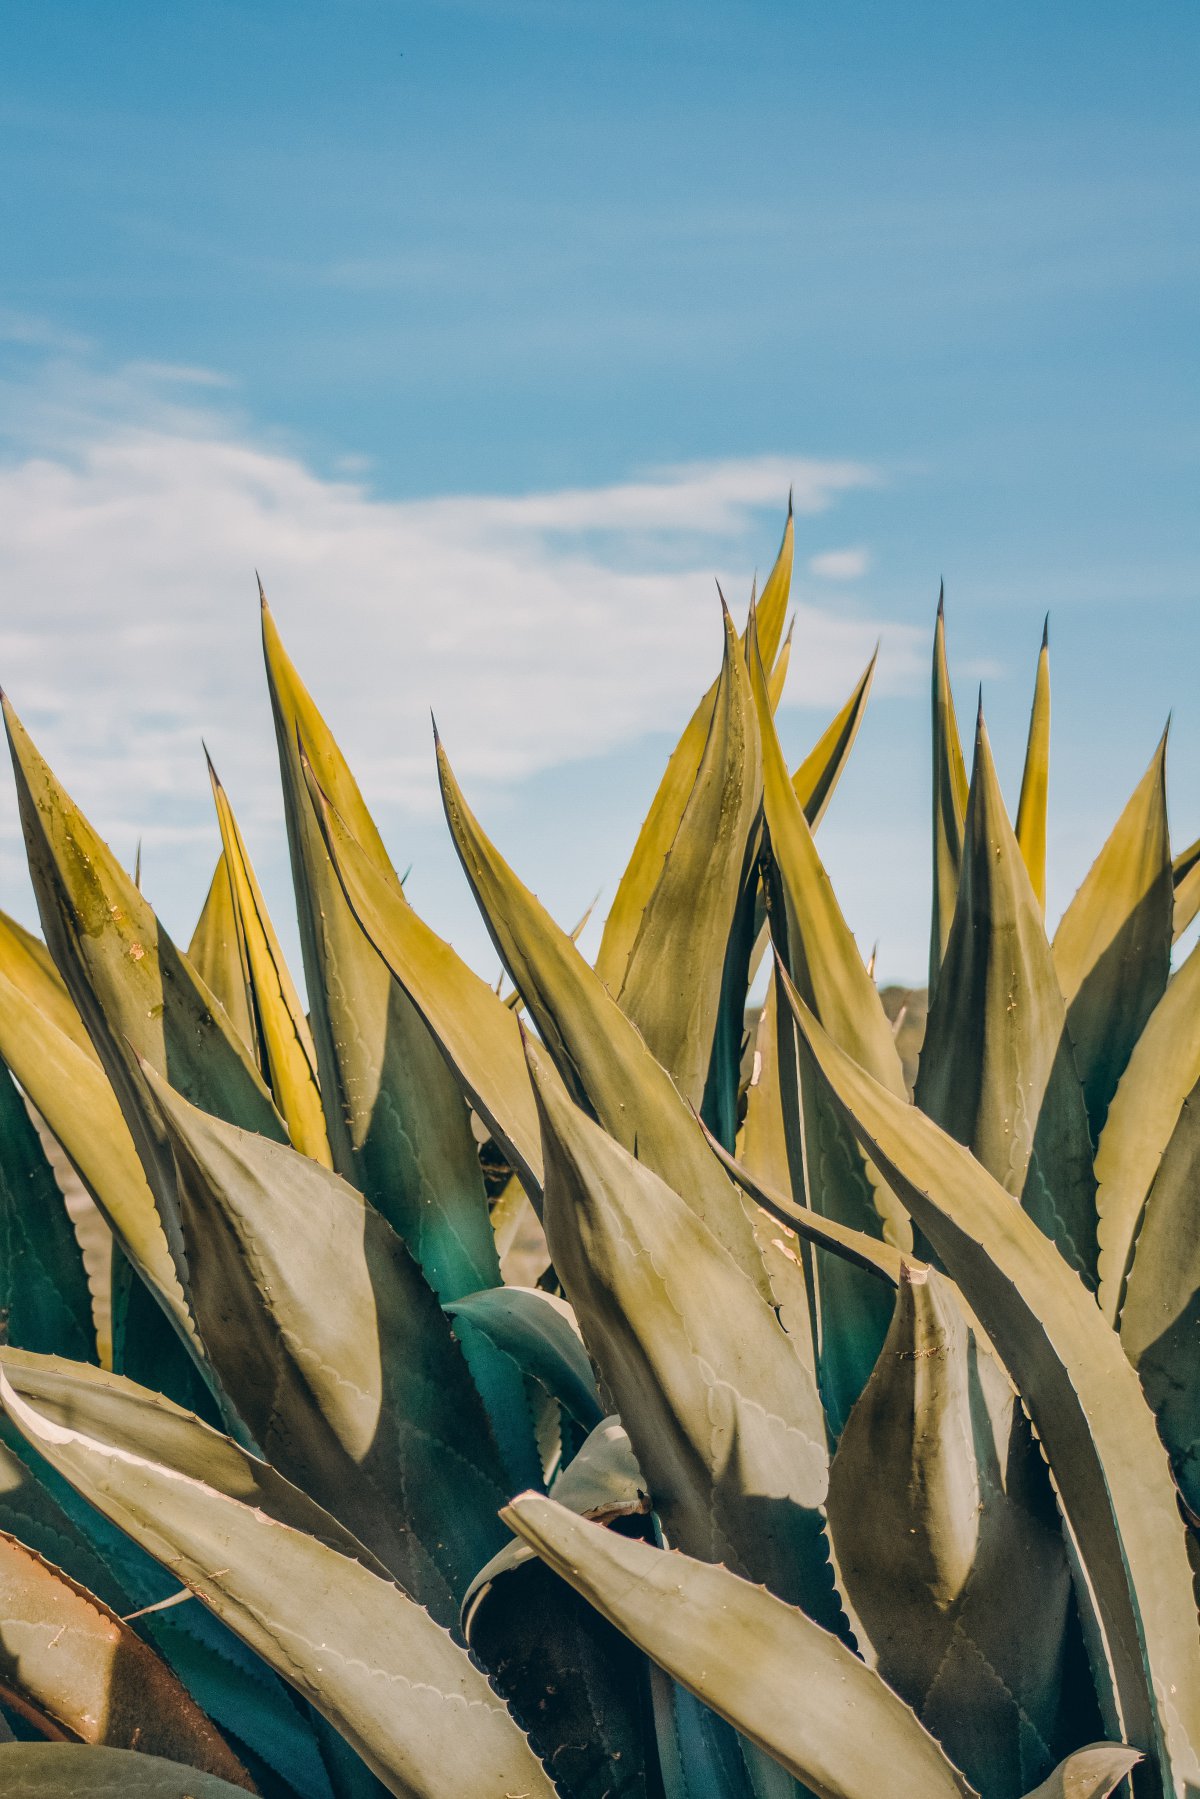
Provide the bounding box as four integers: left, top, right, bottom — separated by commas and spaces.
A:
0, 504, 1196, 1799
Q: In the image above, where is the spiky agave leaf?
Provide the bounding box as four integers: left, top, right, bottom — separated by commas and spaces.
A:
929, 590, 970, 1000
1015, 619, 1051, 913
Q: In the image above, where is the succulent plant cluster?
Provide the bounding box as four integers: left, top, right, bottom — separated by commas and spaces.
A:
0, 507, 1197, 1799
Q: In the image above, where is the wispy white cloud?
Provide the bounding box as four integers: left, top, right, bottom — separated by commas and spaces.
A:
0, 344, 922, 937
809, 546, 871, 582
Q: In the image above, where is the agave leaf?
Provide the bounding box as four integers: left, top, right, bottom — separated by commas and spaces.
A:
529, 1046, 841, 1630
595, 509, 793, 997
0, 1743, 260, 1797
505, 1494, 976, 1799
828, 1266, 1090, 1799
444, 1288, 604, 1438
139, 1066, 510, 1626
0, 913, 94, 1062
1021, 1745, 1141, 1799
1171, 834, 1200, 942
187, 856, 256, 1054
303, 764, 544, 1197
791, 648, 878, 830
1015, 619, 1051, 913
1052, 732, 1172, 1142
0, 1352, 557, 1799
614, 608, 763, 1113
915, 707, 1097, 1282
783, 985, 1200, 1799
1093, 937, 1200, 1322
464, 1419, 657, 1799
262, 603, 501, 1307
436, 737, 772, 1296
0, 1065, 95, 1363
1119, 1074, 1200, 1517
929, 591, 970, 1000
0, 967, 197, 1373
0, 1531, 253, 1788
766, 617, 794, 712
205, 757, 331, 1167
0, 1425, 336, 1799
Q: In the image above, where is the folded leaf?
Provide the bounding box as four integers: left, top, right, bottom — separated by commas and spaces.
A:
1021, 1745, 1141, 1799
929, 591, 970, 1001
785, 990, 1200, 1799
0, 1064, 95, 1362
828, 1266, 1090, 1799
262, 598, 501, 1308
1171, 834, 1200, 942
436, 737, 772, 1295
530, 1047, 841, 1630
0, 912, 94, 1062
187, 856, 256, 1054
595, 505, 792, 997
1093, 936, 1200, 1322
1015, 619, 1050, 913
444, 1287, 603, 1438
1052, 733, 1172, 1142
0, 1352, 557, 1799
141, 1066, 510, 1626
791, 648, 877, 830
0, 1531, 252, 1788
206, 756, 331, 1167
0, 1743, 258, 1798
504, 1494, 976, 1799
615, 608, 762, 1113
915, 707, 1096, 1282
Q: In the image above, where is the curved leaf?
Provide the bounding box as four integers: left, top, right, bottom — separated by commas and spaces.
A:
504, 1494, 977, 1799
915, 708, 1096, 1282
828, 1266, 1089, 1799
595, 504, 792, 997
0, 1532, 252, 1788
929, 591, 970, 1000
0, 1743, 258, 1798
1119, 1074, 1200, 1517
436, 737, 772, 1295
1022, 1745, 1141, 1799
529, 1046, 841, 1630
1171, 834, 1200, 942
782, 979, 1200, 1799
0, 913, 94, 1062
1093, 937, 1200, 1322
465, 1420, 656, 1799
444, 1288, 604, 1437
1052, 733, 1172, 1142
0, 1064, 95, 1362
206, 757, 331, 1166
262, 598, 501, 1308
791, 647, 877, 830
140, 1066, 510, 1625
0, 1352, 557, 1799
1015, 619, 1050, 913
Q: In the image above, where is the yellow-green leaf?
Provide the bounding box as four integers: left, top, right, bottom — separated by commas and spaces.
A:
929, 590, 970, 1000
1015, 618, 1050, 913
186, 856, 256, 1053
791, 647, 877, 830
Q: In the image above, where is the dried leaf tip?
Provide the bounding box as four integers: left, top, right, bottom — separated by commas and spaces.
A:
256, 571, 268, 610
1041, 612, 1050, 651
430, 710, 442, 749
936, 579, 946, 621
787, 483, 794, 518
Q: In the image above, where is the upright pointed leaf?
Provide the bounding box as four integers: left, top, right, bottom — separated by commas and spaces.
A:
791, 648, 877, 830
206, 759, 331, 1166
1093, 936, 1200, 1321
1015, 619, 1051, 912
784, 986, 1200, 1799
1053, 734, 1172, 1142
828, 1266, 1089, 1799
915, 709, 1097, 1281
1119, 1073, 1200, 1517
596, 507, 792, 995
614, 608, 762, 1111
0, 1065, 95, 1362
187, 857, 256, 1053
1170, 834, 1200, 941
140, 1066, 510, 1626
0, 1353, 557, 1799
530, 1048, 841, 1630
262, 598, 500, 1307
436, 739, 772, 1294
929, 592, 970, 1000
0, 1532, 253, 1788
505, 1494, 977, 1799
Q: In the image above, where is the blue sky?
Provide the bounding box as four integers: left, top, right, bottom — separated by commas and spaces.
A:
1, 2, 1197, 981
